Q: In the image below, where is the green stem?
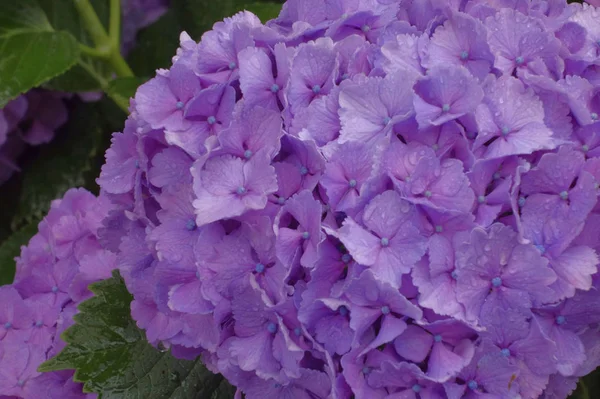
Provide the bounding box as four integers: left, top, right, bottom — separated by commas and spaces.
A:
108, 92, 131, 113
72, 0, 133, 77
79, 43, 108, 58
73, 0, 110, 50
107, 49, 134, 77
581, 380, 590, 399
109, 0, 121, 52
78, 60, 129, 113
77, 60, 108, 88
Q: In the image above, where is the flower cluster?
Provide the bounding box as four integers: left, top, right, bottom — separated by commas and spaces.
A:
0, 189, 114, 398
98, 0, 600, 398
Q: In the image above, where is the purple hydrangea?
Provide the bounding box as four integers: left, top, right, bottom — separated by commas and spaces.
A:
96, 0, 600, 398
0, 188, 115, 398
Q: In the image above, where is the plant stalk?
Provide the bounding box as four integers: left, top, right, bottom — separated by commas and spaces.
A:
72, 0, 133, 78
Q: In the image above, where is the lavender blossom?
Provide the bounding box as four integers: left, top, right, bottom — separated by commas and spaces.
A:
94, 0, 600, 398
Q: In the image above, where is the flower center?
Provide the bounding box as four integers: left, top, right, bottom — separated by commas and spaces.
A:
491, 277, 502, 287
267, 322, 277, 334
244, 149, 253, 159
312, 85, 321, 94
255, 263, 265, 273
381, 306, 390, 315
207, 116, 216, 125
270, 84, 280, 93
559, 191, 569, 200
460, 51, 469, 60
348, 179, 357, 188
556, 315, 566, 325
380, 237, 389, 247
185, 219, 197, 231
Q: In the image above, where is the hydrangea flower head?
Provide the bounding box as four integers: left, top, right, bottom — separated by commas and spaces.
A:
0, 189, 115, 398
96, 0, 600, 398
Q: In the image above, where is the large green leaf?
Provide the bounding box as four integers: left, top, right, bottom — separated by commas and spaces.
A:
40, 271, 232, 398
38, 0, 111, 92
10, 98, 120, 230
0, 1, 80, 107
0, 220, 39, 286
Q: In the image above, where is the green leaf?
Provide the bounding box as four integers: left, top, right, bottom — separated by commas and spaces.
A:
106, 77, 145, 109
211, 379, 238, 399
0, 1, 80, 107
38, 0, 111, 92
242, 2, 282, 23
0, 221, 39, 286
10, 98, 119, 230
40, 271, 232, 398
